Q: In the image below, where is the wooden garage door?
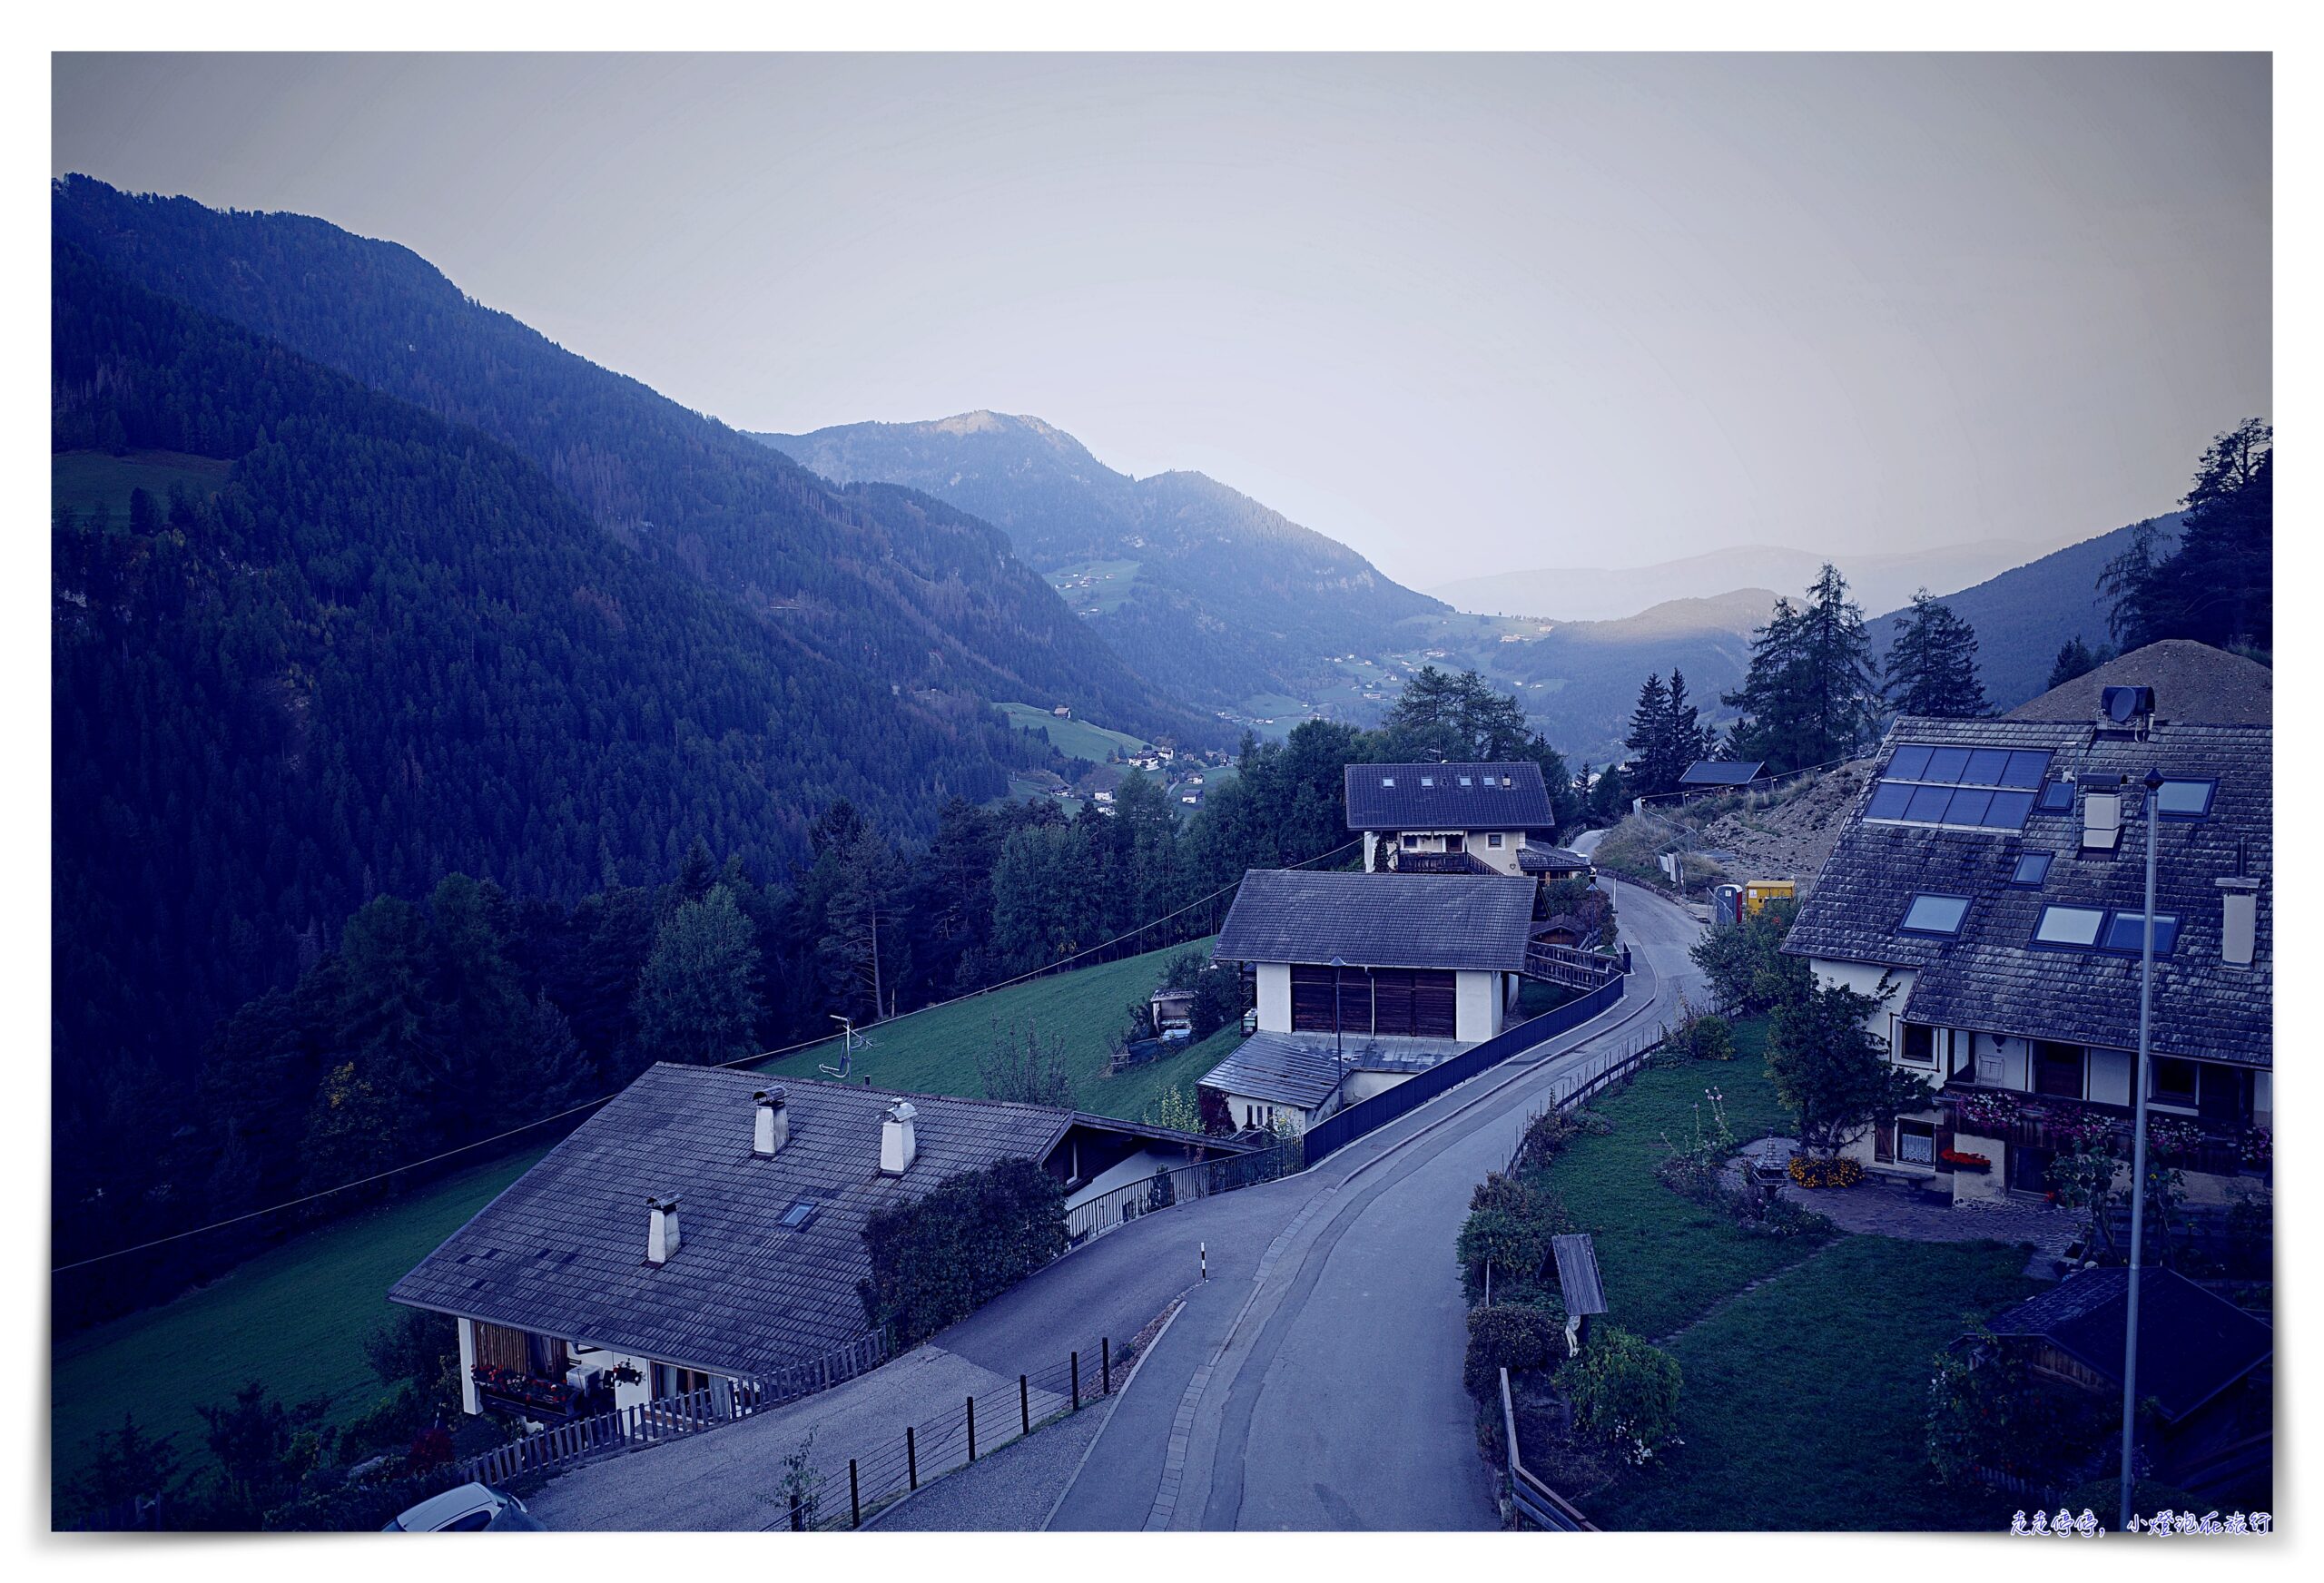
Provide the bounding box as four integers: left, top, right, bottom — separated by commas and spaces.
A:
1291, 966, 1337, 1032
1373, 970, 1415, 1037
1413, 970, 1458, 1037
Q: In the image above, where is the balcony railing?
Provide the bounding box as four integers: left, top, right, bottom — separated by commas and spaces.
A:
1935, 1085, 2264, 1178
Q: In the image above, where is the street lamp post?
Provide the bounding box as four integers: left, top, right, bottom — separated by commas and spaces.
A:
2118, 768, 2162, 1533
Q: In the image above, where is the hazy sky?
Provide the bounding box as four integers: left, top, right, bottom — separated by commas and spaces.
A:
54, 53, 2270, 587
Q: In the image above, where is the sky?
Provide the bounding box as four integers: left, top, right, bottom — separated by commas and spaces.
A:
53, 53, 2270, 589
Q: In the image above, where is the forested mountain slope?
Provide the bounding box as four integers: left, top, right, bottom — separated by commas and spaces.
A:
1866, 514, 2185, 710
50, 243, 1048, 1083
761, 411, 1446, 708
50, 176, 1211, 749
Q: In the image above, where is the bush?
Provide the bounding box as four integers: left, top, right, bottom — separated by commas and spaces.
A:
1463, 1303, 1566, 1401
1787, 1155, 1864, 1189
1511, 1107, 1583, 1175
859, 1156, 1067, 1348
1566, 1328, 1682, 1466
1680, 1011, 1735, 1062
1457, 1173, 1573, 1303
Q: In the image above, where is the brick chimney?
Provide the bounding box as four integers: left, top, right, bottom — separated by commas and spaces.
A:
880, 1100, 918, 1175
753, 1086, 790, 1157
646, 1194, 682, 1265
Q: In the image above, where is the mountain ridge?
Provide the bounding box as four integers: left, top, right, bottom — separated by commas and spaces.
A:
758, 411, 1446, 709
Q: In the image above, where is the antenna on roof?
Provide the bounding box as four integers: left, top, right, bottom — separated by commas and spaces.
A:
821, 1015, 872, 1080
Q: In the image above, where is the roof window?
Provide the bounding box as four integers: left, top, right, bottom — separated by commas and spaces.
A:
2009, 851, 2053, 887
1380, 777, 1394, 788
778, 1199, 821, 1230
2035, 779, 2075, 813
1898, 894, 1972, 936
2033, 905, 2106, 947
2154, 779, 2217, 820
2099, 911, 2181, 956
1420, 776, 1434, 788
1458, 775, 1473, 786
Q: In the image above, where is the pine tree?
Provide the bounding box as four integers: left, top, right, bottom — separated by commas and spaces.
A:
1723, 567, 1878, 772
1881, 590, 1989, 719
2044, 635, 2112, 693
2102, 420, 2272, 652
634, 884, 762, 1066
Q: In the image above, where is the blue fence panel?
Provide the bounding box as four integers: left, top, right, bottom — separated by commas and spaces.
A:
1302, 973, 1625, 1164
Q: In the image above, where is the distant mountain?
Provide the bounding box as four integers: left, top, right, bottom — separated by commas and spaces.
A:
1866, 515, 2185, 712
758, 413, 1445, 709
1430, 539, 2067, 624
50, 177, 1212, 752
1400, 589, 1774, 764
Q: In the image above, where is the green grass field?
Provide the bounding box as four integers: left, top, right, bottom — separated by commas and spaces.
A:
52, 1146, 547, 1494
997, 701, 1153, 763
53, 448, 233, 522
1524, 1022, 2042, 1529
1045, 559, 1141, 615
757, 936, 1236, 1122
1597, 1236, 2039, 1530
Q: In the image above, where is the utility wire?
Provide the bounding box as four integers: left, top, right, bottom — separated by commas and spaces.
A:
52, 836, 1364, 1274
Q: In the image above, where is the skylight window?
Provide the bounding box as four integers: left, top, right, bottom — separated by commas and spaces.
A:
2035, 779, 2076, 813
2100, 911, 2181, 956
1458, 775, 1473, 786
1864, 742, 2051, 832
1899, 894, 1972, 936
2033, 906, 2106, 947
1381, 777, 1394, 788
1420, 776, 1434, 788
779, 1199, 821, 1230
2010, 851, 2053, 887
2154, 779, 2217, 820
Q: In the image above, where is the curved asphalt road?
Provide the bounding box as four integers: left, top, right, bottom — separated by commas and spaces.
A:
530, 861, 1704, 1532
1050, 867, 1708, 1529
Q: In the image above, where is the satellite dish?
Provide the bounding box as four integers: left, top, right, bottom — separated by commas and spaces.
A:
2102, 685, 2155, 724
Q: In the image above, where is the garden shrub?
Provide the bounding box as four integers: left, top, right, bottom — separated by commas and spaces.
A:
1511, 1106, 1583, 1175
1566, 1327, 1682, 1466
1457, 1172, 1573, 1303
1787, 1155, 1863, 1189
859, 1156, 1067, 1348
1680, 1011, 1735, 1062
1463, 1303, 1566, 1401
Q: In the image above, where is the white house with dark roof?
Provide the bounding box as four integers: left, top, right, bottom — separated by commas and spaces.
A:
1201, 870, 1541, 1129
1783, 674, 2270, 1206
390, 1067, 1245, 1421
1344, 762, 1582, 880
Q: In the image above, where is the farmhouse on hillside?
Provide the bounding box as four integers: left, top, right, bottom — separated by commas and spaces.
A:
390, 1067, 1245, 1422
1782, 660, 2270, 1207
1201, 870, 1539, 1131
1344, 761, 1588, 881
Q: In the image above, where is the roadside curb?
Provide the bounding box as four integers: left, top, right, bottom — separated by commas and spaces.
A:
1041, 1296, 1185, 1531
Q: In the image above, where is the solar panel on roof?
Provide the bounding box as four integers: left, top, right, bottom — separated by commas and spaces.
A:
1866, 741, 2051, 832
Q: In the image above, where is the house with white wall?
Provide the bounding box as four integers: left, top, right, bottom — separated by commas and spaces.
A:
390, 1067, 1243, 1421
1344, 761, 1585, 881
1200, 869, 1539, 1129
1782, 674, 2270, 1207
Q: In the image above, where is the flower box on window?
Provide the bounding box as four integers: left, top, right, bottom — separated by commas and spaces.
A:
1938, 1148, 1991, 1172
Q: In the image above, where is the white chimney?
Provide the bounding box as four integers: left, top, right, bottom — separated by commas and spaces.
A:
2217, 877, 2259, 967
753, 1087, 790, 1157
880, 1100, 918, 1175
2082, 790, 2122, 852
646, 1195, 681, 1265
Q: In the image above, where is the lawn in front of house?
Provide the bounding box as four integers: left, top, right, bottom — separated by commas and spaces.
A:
1536, 1020, 1817, 1342
755, 936, 1236, 1122
52, 1145, 547, 1500
1595, 1235, 2040, 1530
1523, 1018, 2041, 1530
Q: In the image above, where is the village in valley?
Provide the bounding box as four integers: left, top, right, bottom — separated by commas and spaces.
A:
42, 46, 2277, 1549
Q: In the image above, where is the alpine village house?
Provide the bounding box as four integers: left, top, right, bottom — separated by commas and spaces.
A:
1783, 659, 2270, 1207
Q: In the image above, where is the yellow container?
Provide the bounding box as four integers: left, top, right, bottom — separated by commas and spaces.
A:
1742, 880, 1796, 915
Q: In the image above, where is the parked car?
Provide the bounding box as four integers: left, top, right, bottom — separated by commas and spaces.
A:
381, 1482, 538, 1531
